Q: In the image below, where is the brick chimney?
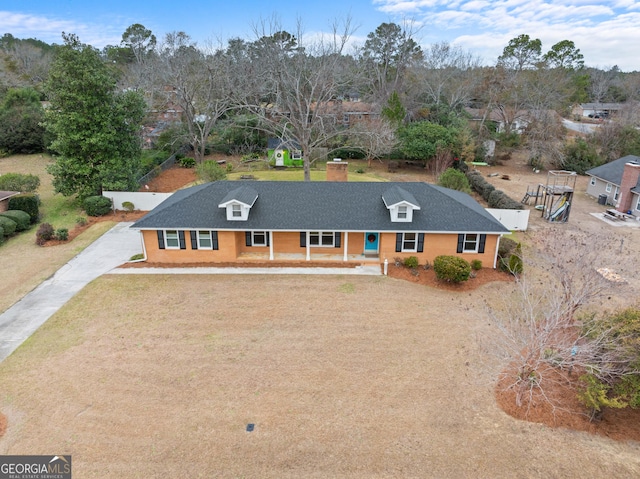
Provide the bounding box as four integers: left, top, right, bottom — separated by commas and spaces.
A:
326, 159, 348, 182
617, 161, 640, 213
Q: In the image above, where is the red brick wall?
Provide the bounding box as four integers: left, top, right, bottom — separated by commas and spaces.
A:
618, 162, 640, 213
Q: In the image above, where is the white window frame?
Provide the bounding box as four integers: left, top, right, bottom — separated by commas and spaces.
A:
251, 231, 268, 247
401, 232, 417, 252
309, 231, 335, 247
291, 149, 302, 160
614, 186, 620, 202
197, 231, 212, 249
232, 204, 242, 218
462, 233, 479, 253
589, 177, 596, 186
165, 230, 180, 249
606, 183, 612, 193
398, 205, 408, 219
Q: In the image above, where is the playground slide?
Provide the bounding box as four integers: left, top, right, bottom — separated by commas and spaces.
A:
550, 200, 569, 221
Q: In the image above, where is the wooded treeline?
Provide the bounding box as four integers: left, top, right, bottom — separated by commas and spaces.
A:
1, 21, 640, 193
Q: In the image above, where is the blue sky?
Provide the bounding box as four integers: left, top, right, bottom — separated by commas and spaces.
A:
2, 0, 639, 71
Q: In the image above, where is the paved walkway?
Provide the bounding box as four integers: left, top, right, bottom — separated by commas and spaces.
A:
0, 223, 381, 363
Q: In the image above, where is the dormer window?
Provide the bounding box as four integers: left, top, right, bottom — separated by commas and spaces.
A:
382, 186, 420, 223
218, 186, 258, 222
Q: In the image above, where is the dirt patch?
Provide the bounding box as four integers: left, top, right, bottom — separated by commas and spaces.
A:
139, 165, 197, 192
496, 366, 640, 442
387, 262, 513, 291
0, 412, 6, 438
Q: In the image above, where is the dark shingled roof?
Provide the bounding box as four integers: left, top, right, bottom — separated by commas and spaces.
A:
586, 155, 640, 187
131, 181, 509, 233
382, 185, 419, 208
219, 185, 258, 206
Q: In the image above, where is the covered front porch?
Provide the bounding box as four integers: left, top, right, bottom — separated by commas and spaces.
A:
236, 251, 381, 264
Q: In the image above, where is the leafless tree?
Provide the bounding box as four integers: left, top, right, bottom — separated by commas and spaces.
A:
158, 32, 239, 162
483, 229, 629, 414
418, 41, 481, 110
243, 17, 357, 181
347, 118, 397, 166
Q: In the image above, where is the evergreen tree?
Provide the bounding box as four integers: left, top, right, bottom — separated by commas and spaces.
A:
43, 33, 146, 199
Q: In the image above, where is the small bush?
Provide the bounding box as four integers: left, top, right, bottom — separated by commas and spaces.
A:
83, 196, 112, 217
0, 172, 40, 192
471, 259, 482, 271
403, 256, 419, 269
498, 237, 518, 258
196, 160, 227, 183
356, 168, 365, 174
35, 222, 54, 245
0, 210, 30, 231
0, 225, 4, 244
226, 163, 234, 173
507, 243, 524, 275
433, 255, 471, 283
55, 228, 69, 241
8, 193, 40, 223
0, 216, 17, 236
121, 201, 135, 212
129, 253, 144, 261
438, 168, 471, 193
179, 156, 196, 168
76, 216, 88, 226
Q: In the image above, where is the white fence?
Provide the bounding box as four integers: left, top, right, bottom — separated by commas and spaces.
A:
486, 208, 530, 231
103, 191, 173, 211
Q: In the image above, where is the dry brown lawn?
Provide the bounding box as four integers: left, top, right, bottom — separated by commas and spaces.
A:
2, 152, 640, 477
1, 274, 639, 478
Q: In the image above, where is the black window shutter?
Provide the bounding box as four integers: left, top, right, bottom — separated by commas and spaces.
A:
395, 233, 402, 252
478, 234, 486, 254
178, 230, 186, 249
190, 231, 198, 250
457, 234, 464, 253
266, 232, 270, 247
300, 232, 306, 247
334, 232, 341, 248
157, 230, 165, 250
417, 233, 425, 253
212, 231, 219, 250
245, 231, 252, 247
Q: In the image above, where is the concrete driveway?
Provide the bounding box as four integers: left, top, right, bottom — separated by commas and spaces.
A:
0, 222, 141, 362
0, 223, 381, 363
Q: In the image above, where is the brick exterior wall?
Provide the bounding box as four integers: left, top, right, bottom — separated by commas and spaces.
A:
617, 162, 640, 213
326, 161, 348, 182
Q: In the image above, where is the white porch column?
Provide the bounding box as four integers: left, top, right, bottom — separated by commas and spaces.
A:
306, 231, 311, 261
269, 231, 274, 260
343, 231, 348, 261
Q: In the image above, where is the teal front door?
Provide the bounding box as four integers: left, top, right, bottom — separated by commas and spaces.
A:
364, 232, 379, 253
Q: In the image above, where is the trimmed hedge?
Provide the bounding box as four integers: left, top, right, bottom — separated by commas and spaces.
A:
466, 170, 523, 210
0, 210, 30, 231
433, 255, 471, 283
0, 216, 17, 236
83, 196, 112, 217
0, 225, 4, 244
8, 193, 40, 223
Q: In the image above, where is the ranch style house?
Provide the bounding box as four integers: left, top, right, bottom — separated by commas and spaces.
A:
131, 162, 509, 269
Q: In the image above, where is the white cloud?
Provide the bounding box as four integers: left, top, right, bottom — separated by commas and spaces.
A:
372, 0, 639, 70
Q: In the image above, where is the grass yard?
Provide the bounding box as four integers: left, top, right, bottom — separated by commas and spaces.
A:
0, 154, 121, 312
0, 274, 638, 478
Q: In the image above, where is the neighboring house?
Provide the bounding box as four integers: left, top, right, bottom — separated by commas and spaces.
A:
0, 191, 19, 213
571, 103, 623, 118
465, 108, 560, 135
267, 138, 303, 167
131, 162, 509, 268
585, 155, 640, 214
